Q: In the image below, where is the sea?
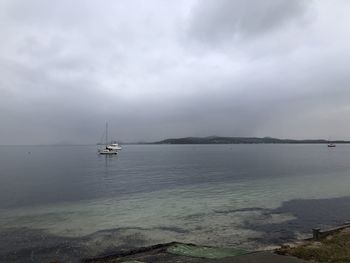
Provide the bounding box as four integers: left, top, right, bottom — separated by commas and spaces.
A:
1, 144, 350, 262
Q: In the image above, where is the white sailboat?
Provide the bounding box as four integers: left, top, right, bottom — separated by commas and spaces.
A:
327, 137, 336, 148
98, 123, 118, 155
106, 142, 122, 151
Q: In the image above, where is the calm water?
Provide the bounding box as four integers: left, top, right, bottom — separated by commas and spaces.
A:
1, 144, 350, 262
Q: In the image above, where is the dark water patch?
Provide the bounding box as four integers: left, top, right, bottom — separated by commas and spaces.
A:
156, 226, 189, 234
0, 227, 84, 263
214, 207, 269, 214
242, 196, 350, 245
85, 225, 188, 239
0, 225, 189, 263
82, 242, 179, 262
0, 227, 138, 263
180, 212, 208, 220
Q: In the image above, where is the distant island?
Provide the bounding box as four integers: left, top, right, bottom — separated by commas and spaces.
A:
152, 136, 350, 144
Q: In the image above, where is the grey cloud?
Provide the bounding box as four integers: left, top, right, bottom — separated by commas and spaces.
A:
0, 0, 350, 144
188, 0, 308, 44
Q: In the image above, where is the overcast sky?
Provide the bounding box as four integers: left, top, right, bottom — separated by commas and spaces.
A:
1, 0, 350, 144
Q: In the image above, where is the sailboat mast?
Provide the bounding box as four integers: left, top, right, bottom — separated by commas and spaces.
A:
106, 122, 108, 145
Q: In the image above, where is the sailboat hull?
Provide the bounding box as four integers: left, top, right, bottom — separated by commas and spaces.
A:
98, 149, 117, 155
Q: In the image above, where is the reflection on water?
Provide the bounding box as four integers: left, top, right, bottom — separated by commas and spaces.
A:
101, 153, 118, 178
1, 144, 350, 262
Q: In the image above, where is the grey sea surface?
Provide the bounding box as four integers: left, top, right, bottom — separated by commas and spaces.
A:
1, 144, 350, 262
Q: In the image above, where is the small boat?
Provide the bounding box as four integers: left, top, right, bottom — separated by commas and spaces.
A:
106, 142, 122, 151
98, 122, 118, 155
327, 143, 336, 148
98, 148, 117, 155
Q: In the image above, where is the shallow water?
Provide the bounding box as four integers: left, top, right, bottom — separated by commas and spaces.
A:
1, 144, 350, 262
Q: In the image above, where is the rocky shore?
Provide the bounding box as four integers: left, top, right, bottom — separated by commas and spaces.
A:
83, 242, 307, 263
277, 224, 350, 262
82, 223, 350, 263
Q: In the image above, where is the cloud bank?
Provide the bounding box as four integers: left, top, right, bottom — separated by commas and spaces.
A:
0, 0, 350, 144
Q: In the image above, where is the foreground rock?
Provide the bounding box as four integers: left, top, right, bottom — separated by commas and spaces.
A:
277, 226, 350, 262
84, 242, 307, 263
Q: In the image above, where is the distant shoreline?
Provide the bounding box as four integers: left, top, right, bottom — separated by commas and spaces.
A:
2, 136, 350, 146
150, 136, 350, 145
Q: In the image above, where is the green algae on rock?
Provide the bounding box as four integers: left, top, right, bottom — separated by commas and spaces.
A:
167, 243, 249, 259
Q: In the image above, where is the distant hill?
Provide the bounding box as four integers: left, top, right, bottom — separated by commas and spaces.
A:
154, 136, 350, 144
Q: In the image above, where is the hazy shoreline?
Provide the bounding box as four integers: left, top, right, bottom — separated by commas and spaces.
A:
2, 135, 350, 146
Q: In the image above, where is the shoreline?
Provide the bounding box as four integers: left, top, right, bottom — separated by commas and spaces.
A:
83, 242, 306, 263
84, 223, 350, 263
276, 223, 350, 262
